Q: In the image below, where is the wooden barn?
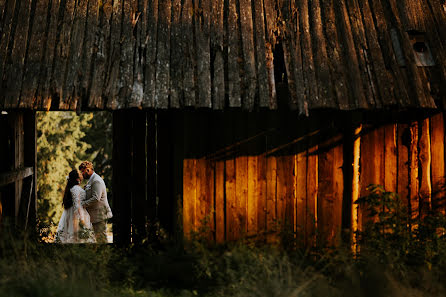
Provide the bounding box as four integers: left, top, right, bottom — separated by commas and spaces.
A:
0, 0, 446, 246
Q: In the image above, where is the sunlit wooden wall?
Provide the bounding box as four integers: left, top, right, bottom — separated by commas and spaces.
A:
182, 112, 446, 246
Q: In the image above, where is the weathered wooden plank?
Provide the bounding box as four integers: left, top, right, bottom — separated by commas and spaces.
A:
193, 0, 211, 108
210, 0, 225, 109
169, 0, 183, 108
105, 0, 123, 109
358, 0, 395, 107
142, 0, 158, 108
62, 0, 88, 110
19, 0, 49, 108
297, 0, 318, 111
37, 0, 60, 110
215, 160, 225, 242
317, 147, 334, 246
310, 0, 335, 109
3, 0, 32, 108
0, 0, 18, 107
266, 156, 277, 242
430, 113, 445, 215
196, 158, 207, 237
409, 122, 419, 221
129, 0, 145, 108
225, 158, 236, 241
281, 0, 304, 112
154, 0, 171, 108
0, 167, 33, 187
320, 0, 350, 110
306, 145, 318, 247
344, 0, 376, 108
88, 0, 110, 109
351, 125, 361, 251
333, 0, 367, 109
296, 151, 307, 244
51, 0, 76, 109
180, 0, 195, 107
236, 155, 248, 238
183, 159, 196, 238
257, 153, 267, 242
263, 0, 276, 109
397, 0, 425, 31
227, 0, 241, 107
384, 124, 397, 192
397, 123, 410, 211
419, 118, 432, 219
247, 156, 258, 236
369, 0, 410, 107
238, 0, 256, 110
276, 155, 293, 234
13, 113, 24, 217
119, 0, 136, 108
252, 0, 269, 109
333, 143, 344, 247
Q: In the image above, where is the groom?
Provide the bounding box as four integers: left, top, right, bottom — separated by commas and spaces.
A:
79, 161, 113, 243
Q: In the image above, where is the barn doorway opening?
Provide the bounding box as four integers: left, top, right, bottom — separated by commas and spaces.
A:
36, 111, 113, 243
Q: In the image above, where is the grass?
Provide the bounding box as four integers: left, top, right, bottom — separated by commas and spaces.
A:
1, 229, 446, 297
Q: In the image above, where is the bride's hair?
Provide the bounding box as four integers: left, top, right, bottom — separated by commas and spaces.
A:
63, 169, 81, 209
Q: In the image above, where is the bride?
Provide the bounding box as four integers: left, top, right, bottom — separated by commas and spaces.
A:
55, 169, 96, 243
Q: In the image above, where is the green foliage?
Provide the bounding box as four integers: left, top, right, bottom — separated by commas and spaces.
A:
355, 184, 446, 270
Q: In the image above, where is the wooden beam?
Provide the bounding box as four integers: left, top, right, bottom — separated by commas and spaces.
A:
0, 167, 33, 187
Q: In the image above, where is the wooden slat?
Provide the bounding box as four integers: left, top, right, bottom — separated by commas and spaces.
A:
105, 0, 123, 109
317, 147, 334, 246
296, 151, 307, 244
358, 0, 395, 107
276, 155, 294, 235
384, 124, 397, 192
409, 122, 419, 221
0, 0, 18, 107
247, 156, 258, 236
183, 159, 196, 238
215, 160, 225, 242
345, 0, 376, 108
320, 0, 349, 109
282, 1, 304, 112
333, 143, 344, 246
194, 0, 211, 108
211, 0, 225, 109
236, 155, 248, 238
369, 0, 410, 107
62, 0, 88, 110
142, 0, 158, 107
19, 0, 49, 108
310, 0, 335, 108
333, 0, 368, 108
419, 118, 432, 219
263, 0, 277, 109
297, 0, 318, 111
352, 125, 362, 251
397, 123, 410, 211
38, 0, 60, 110
154, 0, 171, 108
227, 0, 241, 107
238, 0, 256, 110
169, 0, 183, 108
225, 158, 236, 241
430, 113, 445, 214
257, 153, 267, 242
89, 0, 111, 109
397, 0, 425, 31
82, 0, 99, 109
252, 0, 269, 109
119, 0, 136, 108
196, 158, 207, 236
180, 0, 195, 107
306, 145, 318, 246
266, 156, 277, 242
0, 167, 33, 187
51, 0, 76, 109
3, 0, 32, 109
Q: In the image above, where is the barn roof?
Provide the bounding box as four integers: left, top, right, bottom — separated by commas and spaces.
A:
0, 0, 445, 113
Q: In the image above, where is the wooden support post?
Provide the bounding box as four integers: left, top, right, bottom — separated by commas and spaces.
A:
23, 110, 37, 231
430, 113, 445, 215
419, 118, 432, 219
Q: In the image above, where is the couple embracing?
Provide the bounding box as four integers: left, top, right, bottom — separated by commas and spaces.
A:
55, 161, 113, 244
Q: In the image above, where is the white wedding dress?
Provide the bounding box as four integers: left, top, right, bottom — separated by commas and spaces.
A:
55, 185, 96, 243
